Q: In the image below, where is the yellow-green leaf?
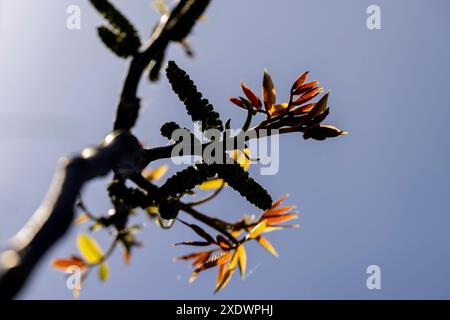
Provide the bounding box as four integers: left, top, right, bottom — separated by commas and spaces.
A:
98, 262, 110, 282
197, 178, 224, 190
77, 234, 103, 264
237, 245, 247, 278
257, 236, 279, 257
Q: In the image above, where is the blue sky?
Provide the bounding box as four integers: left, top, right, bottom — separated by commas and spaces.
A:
1, 0, 450, 299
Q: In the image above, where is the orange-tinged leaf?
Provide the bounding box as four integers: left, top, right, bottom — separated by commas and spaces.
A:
216, 235, 232, 250
292, 103, 316, 114
257, 236, 279, 257
190, 251, 230, 284
266, 213, 298, 225
216, 262, 226, 286
145, 164, 169, 181
74, 213, 89, 225
123, 250, 131, 265
262, 226, 284, 233
246, 220, 267, 240
241, 81, 262, 109
292, 87, 322, 106
237, 245, 247, 278
262, 69, 276, 112
269, 195, 289, 210
292, 71, 309, 92
191, 251, 214, 267
263, 205, 296, 218
192, 251, 230, 276
52, 257, 86, 272
293, 81, 319, 95
215, 250, 239, 293
77, 234, 103, 264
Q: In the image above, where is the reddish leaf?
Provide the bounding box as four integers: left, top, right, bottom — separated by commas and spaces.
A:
241, 81, 262, 109
293, 81, 319, 95
291, 71, 309, 92
52, 256, 86, 272
230, 97, 245, 108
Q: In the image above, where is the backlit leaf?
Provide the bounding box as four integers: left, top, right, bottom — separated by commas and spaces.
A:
246, 220, 267, 240
256, 236, 279, 257
74, 213, 89, 225
230, 97, 245, 109
292, 87, 322, 106
231, 149, 250, 171
215, 250, 239, 293
262, 69, 276, 112
237, 245, 247, 278
292, 71, 309, 92
190, 251, 230, 283
51, 257, 86, 272
216, 235, 232, 250
77, 234, 103, 264
293, 80, 319, 95
263, 205, 296, 218
269, 103, 289, 116
241, 81, 262, 109
98, 262, 110, 282
266, 213, 298, 225
197, 178, 224, 190
145, 164, 169, 181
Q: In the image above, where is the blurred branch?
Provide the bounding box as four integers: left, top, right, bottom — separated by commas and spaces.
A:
0, 1, 212, 299
0, 132, 142, 299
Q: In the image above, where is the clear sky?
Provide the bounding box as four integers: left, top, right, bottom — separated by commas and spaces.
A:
1, 0, 450, 299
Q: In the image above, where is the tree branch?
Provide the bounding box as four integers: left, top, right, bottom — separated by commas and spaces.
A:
0, 131, 141, 299
114, 0, 212, 130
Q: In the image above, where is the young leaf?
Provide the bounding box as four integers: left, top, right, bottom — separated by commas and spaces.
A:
237, 245, 247, 278
145, 164, 169, 181
215, 250, 239, 293
263, 205, 296, 219
77, 234, 104, 264
262, 69, 276, 112
52, 257, 86, 272
246, 220, 267, 240
291, 71, 309, 92
256, 236, 279, 257
216, 235, 232, 250
241, 81, 262, 109
197, 178, 224, 190
230, 97, 245, 109
230, 149, 250, 171
74, 213, 90, 225
98, 262, 110, 282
